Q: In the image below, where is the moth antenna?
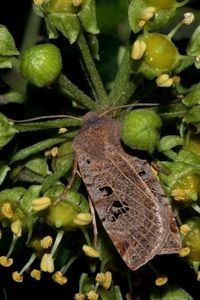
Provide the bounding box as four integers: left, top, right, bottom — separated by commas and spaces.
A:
99, 102, 161, 117
10, 114, 83, 123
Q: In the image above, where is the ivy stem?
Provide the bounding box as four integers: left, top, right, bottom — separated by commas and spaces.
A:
13, 117, 82, 132
55, 74, 97, 111
77, 30, 108, 106
9, 135, 75, 164
108, 45, 134, 107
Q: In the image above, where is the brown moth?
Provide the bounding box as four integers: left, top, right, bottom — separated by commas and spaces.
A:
73, 111, 182, 270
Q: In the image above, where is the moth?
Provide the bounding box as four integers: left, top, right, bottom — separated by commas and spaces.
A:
73, 111, 182, 270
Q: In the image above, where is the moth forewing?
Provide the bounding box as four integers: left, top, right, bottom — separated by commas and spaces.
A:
73, 112, 181, 270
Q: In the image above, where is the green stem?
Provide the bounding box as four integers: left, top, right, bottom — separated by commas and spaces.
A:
108, 45, 134, 107
14, 117, 82, 132
55, 74, 97, 111
77, 31, 108, 106
41, 156, 73, 193
9, 134, 75, 164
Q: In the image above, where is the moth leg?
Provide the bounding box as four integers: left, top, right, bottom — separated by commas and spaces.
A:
54, 154, 78, 206
89, 197, 98, 249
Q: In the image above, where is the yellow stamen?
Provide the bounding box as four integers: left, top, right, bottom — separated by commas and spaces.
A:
40, 253, 54, 273
11, 219, 22, 237
0, 256, 13, 267
140, 7, 156, 21
32, 196, 51, 211
197, 271, 200, 281
1, 202, 13, 218
156, 74, 173, 87
31, 269, 41, 280
73, 213, 93, 226
58, 127, 67, 134
86, 290, 99, 300
40, 236, 53, 249
180, 224, 191, 236
131, 40, 146, 60
183, 12, 195, 25
82, 245, 100, 258
52, 271, 68, 285
51, 147, 59, 157
155, 275, 168, 286
95, 271, 112, 290
126, 293, 133, 300
138, 19, 146, 28
12, 271, 23, 282
171, 187, 187, 201
179, 246, 190, 257
74, 294, 86, 300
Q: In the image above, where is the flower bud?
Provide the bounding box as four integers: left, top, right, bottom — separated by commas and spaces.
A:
20, 43, 62, 87
121, 109, 162, 153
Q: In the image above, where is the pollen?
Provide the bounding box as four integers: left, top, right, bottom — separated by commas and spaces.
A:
52, 271, 68, 285
155, 275, 168, 286
95, 271, 112, 290
140, 7, 156, 22
0, 256, 13, 267
73, 213, 93, 225
11, 219, 22, 237
1, 202, 13, 218
58, 127, 67, 134
82, 245, 100, 258
156, 74, 173, 87
12, 271, 23, 282
131, 40, 146, 60
32, 196, 51, 211
74, 294, 86, 300
180, 224, 191, 236
171, 187, 187, 201
179, 246, 191, 257
86, 290, 99, 300
31, 269, 41, 281
40, 253, 54, 273
40, 235, 53, 249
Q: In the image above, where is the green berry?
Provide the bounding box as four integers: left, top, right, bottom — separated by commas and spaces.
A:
144, 33, 178, 71
20, 43, 62, 87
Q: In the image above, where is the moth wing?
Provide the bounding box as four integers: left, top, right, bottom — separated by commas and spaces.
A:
76, 148, 170, 270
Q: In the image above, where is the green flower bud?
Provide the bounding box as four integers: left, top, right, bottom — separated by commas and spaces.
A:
33, 0, 99, 44
20, 43, 62, 87
121, 109, 162, 153
0, 113, 18, 150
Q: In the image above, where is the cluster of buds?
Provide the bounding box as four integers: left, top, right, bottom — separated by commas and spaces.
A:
128, 0, 195, 87
0, 180, 94, 284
